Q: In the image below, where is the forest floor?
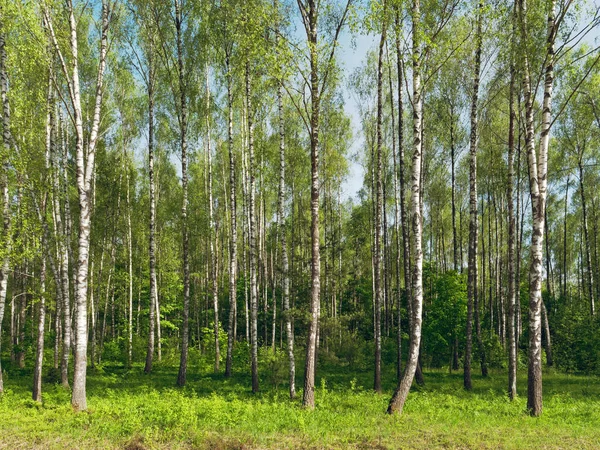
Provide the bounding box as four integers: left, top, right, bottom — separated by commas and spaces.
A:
1, 352, 599, 449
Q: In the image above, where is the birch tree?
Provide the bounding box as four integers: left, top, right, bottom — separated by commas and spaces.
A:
295, 0, 352, 410
44, 0, 111, 411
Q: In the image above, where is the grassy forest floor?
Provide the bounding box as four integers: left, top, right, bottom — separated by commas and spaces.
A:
1, 352, 599, 449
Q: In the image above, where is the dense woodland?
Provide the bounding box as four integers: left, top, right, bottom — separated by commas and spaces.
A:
0, 0, 600, 430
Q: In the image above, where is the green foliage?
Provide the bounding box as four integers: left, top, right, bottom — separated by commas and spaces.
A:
258, 347, 288, 389
423, 270, 467, 368
481, 333, 506, 370
199, 322, 228, 365
554, 300, 600, 374
328, 328, 368, 369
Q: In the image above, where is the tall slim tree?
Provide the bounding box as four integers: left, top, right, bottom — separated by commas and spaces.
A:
394, 7, 410, 381
506, 0, 518, 401
373, 0, 388, 394
33, 61, 54, 403
206, 64, 220, 373
388, 0, 424, 414
296, 0, 352, 409
44, 0, 110, 411
274, 0, 295, 399
145, 36, 158, 374
519, 0, 560, 417
0, 10, 13, 395
175, 0, 192, 387
246, 60, 259, 393
224, 36, 237, 379
464, 0, 484, 391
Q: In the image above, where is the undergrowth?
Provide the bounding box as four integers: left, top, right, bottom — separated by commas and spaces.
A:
1, 351, 599, 449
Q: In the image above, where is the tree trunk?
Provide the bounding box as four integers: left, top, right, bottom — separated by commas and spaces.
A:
516, 124, 524, 343
302, 0, 321, 409
520, 0, 557, 417
206, 65, 220, 373
563, 178, 569, 300
225, 49, 238, 378
71, 0, 109, 411
42, 0, 109, 410
373, 2, 387, 393
0, 20, 13, 394
274, 41, 295, 396
507, 8, 518, 398
34, 65, 54, 402
578, 157, 595, 315
543, 208, 554, 367
395, 6, 410, 381
465, 0, 483, 391
145, 40, 157, 374
246, 62, 259, 394
126, 155, 133, 369
388, 24, 402, 379
451, 107, 458, 272
50, 121, 66, 372
388, 0, 424, 414
57, 117, 71, 387
176, 0, 191, 387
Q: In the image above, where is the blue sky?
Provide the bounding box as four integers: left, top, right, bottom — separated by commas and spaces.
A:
338, 31, 376, 202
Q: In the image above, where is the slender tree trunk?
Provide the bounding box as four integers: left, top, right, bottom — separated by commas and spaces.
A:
44, 0, 109, 410
274, 34, 295, 397
241, 107, 250, 344
563, 178, 569, 300
578, 157, 595, 315
543, 209, 554, 366
451, 108, 458, 272
388, 33, 402, 379
176, 0, 191, 387
225, 49, 238, 378
0, 18, 11, 394
302, 0, 322, 409
58, 118, 71, 387
465, 0, 483, 391
71, 0, 109, 411
388, 0, 424, 414
541, 295, 553, 366
155, 283, 162, 361
395, 7, 410, 381
206, 65, 220, 373
373, 2, 387, 393
126, 156, 133, 369
100, 239, 117, 362
34, 65, 54, 402
516, 126, 523, 343
520, 0, 557, 417
270, 248, 277, 351
246, 62, 259, 393
145, 41, 157, 374
507, 10, 518, 398
50, 124, 66, 372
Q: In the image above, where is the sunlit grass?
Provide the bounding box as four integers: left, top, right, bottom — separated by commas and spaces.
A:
1, 351, 599, 449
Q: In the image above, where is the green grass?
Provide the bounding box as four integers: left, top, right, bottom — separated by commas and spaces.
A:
1, 354, 600, 449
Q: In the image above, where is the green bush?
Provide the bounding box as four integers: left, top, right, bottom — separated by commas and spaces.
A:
258, 347, 288, 388
330, 328, 367, 369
